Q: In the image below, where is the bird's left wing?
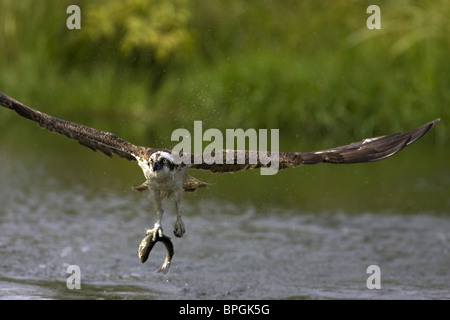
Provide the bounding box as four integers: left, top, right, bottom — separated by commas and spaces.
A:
187, 119, 440, 173
0, 92, 149, 161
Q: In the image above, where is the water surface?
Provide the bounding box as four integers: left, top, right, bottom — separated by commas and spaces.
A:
0, 130, 448, 299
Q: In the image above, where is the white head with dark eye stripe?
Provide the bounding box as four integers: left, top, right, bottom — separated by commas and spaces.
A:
149, 151, 176, 174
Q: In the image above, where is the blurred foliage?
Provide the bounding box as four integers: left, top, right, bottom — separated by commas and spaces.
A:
81, 0, 193, 62
0, 0, 448, 148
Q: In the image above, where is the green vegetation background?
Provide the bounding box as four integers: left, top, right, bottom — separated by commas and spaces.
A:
0, 0, 447, 149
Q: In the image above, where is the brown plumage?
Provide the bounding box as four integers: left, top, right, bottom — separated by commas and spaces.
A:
0, 91, 439, 185
186, 118, 439, 173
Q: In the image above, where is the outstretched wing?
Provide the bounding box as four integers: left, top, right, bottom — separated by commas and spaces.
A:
0, 92, 149, 161
0, 92, 439, 174
188, 119, 440, 173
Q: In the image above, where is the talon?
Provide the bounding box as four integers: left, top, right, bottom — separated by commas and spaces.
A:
173, 217, 185, 238
146, 224, 163, 241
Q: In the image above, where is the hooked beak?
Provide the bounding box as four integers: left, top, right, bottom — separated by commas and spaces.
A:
152, 161, 162, 171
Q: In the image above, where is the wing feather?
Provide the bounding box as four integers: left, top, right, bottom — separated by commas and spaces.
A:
188, 119, 440, 173
0, 92, 149, 161
1, 92, 439, 174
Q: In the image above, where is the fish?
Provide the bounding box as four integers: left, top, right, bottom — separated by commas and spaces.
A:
138, 229, 174, 274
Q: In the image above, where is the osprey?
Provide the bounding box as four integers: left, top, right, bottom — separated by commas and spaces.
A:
0, 92, 439, 266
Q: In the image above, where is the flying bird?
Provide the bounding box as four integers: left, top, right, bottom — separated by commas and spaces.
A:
0, 92, 440, 270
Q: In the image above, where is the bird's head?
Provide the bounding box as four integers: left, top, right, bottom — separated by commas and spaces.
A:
149, 151, 176, 174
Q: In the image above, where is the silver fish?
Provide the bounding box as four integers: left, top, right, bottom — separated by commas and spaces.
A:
138, 230, 174, 274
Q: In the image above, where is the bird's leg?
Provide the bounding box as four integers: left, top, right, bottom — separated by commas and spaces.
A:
147, 189, 164, 240
173, 192, 185, 238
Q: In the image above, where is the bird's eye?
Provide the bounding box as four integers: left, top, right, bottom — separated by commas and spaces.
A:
149, 159, 153, 163
162, 158, 167, 164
